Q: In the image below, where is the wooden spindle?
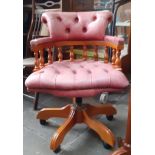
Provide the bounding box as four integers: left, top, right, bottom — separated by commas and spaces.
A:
58, 47, 63, 62
104, 46, 108, 63
112, 48, 116, 65
115, 50, 122, 69
33, 50, 39, 72
39, 48, 44, 68
94, 46, 98, 61
47, 47, 53, 64
70, 46, 74, 61
83, 45, 87, 60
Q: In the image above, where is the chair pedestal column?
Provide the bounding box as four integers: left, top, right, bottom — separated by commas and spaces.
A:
37, 101, 117, 152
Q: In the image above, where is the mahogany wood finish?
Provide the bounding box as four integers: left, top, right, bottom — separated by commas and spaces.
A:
47, 47, 53, 64
94, 46, 98, 61
31, 40, 124, 71
112, 49, 116, 65
104, 46, 109, 63
58, 47, 63, 62
50, 108, 76, 150
69, 46, 74, 61
39, 49, 45, 68
115, 50, 122, 70
83, 45, 87, 60
32, 38, 124, 152
31, 40, 124, 51
37, 105, 71, 119
37, 102, 117, 151
83, 111, 115, 146
33, 50, 39, 71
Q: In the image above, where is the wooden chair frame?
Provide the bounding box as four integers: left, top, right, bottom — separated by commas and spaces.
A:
31, 40, 124, 72
30, 39, 124, 152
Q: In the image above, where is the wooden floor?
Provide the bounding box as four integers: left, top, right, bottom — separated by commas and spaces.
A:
23, 90, 129, 155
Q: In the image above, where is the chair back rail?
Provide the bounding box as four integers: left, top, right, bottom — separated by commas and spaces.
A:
31, 40, 123, 72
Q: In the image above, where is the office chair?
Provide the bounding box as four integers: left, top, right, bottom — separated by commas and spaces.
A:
25, 11, 129, 152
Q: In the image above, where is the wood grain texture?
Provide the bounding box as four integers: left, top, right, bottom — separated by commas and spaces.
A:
70, 46, 74, 61
85, 103, 117, 117
83, 110, 115, 146
47, 47, 53, 64
37, 102, 117, 151
83, 45, 87, 60
39, 48, 45, 68
31, 40, 123, 71
50, 108, 76, 151
37, 105, 71, 120
94, 45, 98, 61
33, 50, 39, 71
58, 47, 63, 62
115, 50, 122, 70
104, 46, 109, 63
31, 40, 124, 51
112, 48, 116, 65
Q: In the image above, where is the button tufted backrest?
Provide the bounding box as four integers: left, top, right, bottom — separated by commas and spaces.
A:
41, 11, 113, 41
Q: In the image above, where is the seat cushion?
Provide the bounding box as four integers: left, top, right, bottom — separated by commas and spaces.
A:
25, 60, 129, 96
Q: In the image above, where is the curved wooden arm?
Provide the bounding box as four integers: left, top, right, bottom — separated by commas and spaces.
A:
30, 36, 124, 71
30, 35, 124, 50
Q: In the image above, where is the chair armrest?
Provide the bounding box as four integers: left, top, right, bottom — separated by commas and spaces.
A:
30, 37, 54, 72
30, 36, 124, 50
30, 37, 54, 51
30, 36, 124, 72
102, 35, 125, 70
103, 35, 124, 49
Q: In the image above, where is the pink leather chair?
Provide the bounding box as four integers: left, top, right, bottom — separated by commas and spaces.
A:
25, 11, 129, 153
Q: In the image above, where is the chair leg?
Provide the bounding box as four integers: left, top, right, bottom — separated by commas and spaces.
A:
36, 100, 116, 151
82, 110, 115, 147
33, 92, 39, 110
37, 105, 71, 120
50, 108, 76, 151
111, 147, 128, 155
85, 103, 117, 117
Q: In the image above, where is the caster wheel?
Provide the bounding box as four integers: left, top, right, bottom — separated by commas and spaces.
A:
40, 120, 47, 125
106, 115, 114, 121
103, 141, 112, 150
53, 145, 61, 153
100, 93, 109, 104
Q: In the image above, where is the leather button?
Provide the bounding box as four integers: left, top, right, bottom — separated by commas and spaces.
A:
57, 16, 62, 22
82, 27, 87, 33
92, 16, 97, 21
87, 70, 91, 74
103, 69, 108, 73
42, 18, 47, 24
65, 27, 70, 33
108, 16, 112, 22
55, 70, 60, 74
72, 70, 76, 74
74, 17, 79, 23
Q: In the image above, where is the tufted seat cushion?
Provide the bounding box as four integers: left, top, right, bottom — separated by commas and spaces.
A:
25, 60, 129, 97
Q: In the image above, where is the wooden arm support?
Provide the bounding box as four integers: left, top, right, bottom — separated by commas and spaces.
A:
31, 37, 124, 72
